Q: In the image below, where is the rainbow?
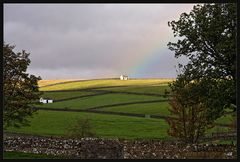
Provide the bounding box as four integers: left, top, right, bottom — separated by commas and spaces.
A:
126, 28, 175, 78
130, 43, 166, 78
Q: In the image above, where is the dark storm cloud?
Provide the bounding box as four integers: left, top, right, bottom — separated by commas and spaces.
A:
4, 4, 194, 79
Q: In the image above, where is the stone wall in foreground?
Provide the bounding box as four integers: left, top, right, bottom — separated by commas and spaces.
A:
4, 135, 123, 159
3, 134, 237, 159
122, 140, 236, 159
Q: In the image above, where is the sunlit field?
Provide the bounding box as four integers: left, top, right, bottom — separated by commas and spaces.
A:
6, 79, 234, 142
39, 79, 174, 91
38, 79, 77, 87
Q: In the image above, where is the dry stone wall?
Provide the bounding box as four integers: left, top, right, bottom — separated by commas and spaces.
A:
4, 134, 123, 159
3, 134, 236, 159
122, 140, 236, 159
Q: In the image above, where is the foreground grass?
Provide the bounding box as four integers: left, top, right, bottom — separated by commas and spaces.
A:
6, 110, 231, 140
40, 79, 174, 91
6, 110, 170, 140
201, 139, 237, 145
3, 151, 63, 159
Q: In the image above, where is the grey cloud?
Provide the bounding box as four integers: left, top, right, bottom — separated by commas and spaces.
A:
4, 4, 194, 79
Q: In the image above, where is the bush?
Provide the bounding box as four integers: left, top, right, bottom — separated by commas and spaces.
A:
66, 117, 96, 139
166, 77, 214, 143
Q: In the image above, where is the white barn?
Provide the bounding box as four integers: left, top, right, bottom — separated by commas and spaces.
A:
120, 75, 129, 80
40, 97, 53, 104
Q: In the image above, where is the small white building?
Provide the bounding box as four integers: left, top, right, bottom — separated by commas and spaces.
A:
40, 97, 53, 104
120, 75, 129, 80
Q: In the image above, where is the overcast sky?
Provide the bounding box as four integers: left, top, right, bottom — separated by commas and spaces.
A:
4, 4, 195, 80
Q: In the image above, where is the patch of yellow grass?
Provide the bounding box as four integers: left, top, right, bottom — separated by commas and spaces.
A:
39, 78, 175, 91
38, 79, 77, 87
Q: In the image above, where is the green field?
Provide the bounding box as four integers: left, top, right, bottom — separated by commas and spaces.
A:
6, 110, 232, 140
41, 91, 95, 100
6, 110, 170, 140
6, 79, 234, 141
100, 102, 171, 116
37, 93, 163, 110
98, 85, 170, 95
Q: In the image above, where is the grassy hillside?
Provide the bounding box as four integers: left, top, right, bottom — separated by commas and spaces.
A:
38, 79, 77, 87
98, 85, 171, 95
6, 79, 233, 141
6, 110, 232, 140
41, 91, 95, 100
39, 79, 174, 91
37, 93, 163, 110
100, 102, 171, 116
6, 110, 170, 140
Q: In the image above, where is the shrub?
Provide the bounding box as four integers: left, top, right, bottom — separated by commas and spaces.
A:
66, 117, 96, 138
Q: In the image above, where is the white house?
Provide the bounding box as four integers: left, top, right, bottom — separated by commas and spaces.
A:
120, 75, 129, 80
40, 97, 53, 104
48, 99, 53, 103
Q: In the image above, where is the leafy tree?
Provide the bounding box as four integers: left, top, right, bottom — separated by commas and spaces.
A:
66, 117, 96, 138
168, 3, 236, 80
167, 3, 236, 120
167, 75, 215, 143
166, 3, 236, 143
3, 43, 42, 129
